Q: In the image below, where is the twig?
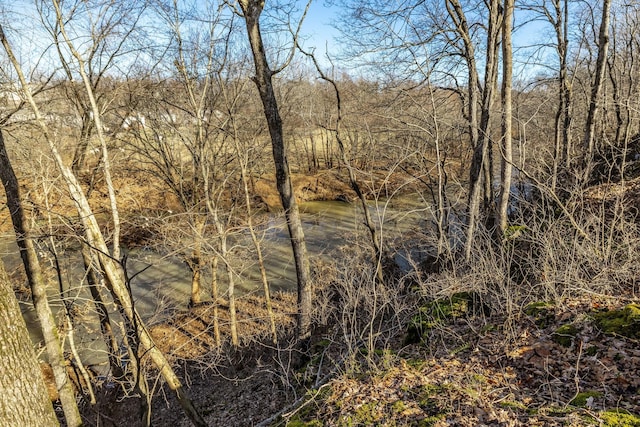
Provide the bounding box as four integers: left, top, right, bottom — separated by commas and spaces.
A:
565, 339, 584, 409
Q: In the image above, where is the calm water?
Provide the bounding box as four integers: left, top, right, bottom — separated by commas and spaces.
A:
0, 197, 427, 367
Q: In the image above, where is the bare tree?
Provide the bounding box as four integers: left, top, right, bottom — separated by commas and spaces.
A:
50, 0, 128, 261
583, 0, 612, 175
224, 80, 279, 343
496, 0, 514, 235
297, 46, 385, 285
451, 0, 502, 260
39, 0, 144, 175
531, 0, 573, 187
234, 0, 313, 340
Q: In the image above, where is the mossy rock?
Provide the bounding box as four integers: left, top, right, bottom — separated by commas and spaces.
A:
405, 292, 490, 344
524, 301, 555, 328
524, 301, 554, 317
552, 323, 578, 347
593, 304, 640, 339
599, 409, 640, 426
569, 391, 602, 407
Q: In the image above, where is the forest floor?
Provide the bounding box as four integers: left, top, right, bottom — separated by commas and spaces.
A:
135, 292, 640, 427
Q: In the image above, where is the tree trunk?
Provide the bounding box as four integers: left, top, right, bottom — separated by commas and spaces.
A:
496, 0, 514, 235
445, 0, 484, 261
71, 110, 93, 174
550, 0, 572, 178
189, 216, 206, 307
235, 137, 278, 344
81, 245, 124, 379
0, 260, 59, 427
0, 128, 83, 427
210, 256, 221, 347
239, 0, 312, 340
583, 0, 612, 174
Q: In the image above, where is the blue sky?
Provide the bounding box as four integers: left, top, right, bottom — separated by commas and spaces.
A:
295, 0, 555, 79
298, 1, 341, 55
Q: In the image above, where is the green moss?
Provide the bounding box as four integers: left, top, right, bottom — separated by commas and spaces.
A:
420, 383, 446, 397
569, 391, 602, 407
599, 409, 640, 426
481, 324, 498, 333
543, 405, 572, 417
552, 324, 578, 347
449, 343, 470, 356
405, 292, 490, 344
524, 301, 555, 327
594, 304, 640, 339
625, 304, 640, 321
417, 414, 447, 426
471, 373, 487, 384
391, 400, 408, 414
406, 358, 427, 369
286, 419, 323, 427
524, 301, 554, 316
352, 402, 381, 425
504, 224, 527, 240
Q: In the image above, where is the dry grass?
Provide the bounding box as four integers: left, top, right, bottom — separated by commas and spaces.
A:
149, 292, 297, 362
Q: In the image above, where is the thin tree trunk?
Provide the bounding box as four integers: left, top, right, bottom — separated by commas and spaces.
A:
560, 0, 572, 169
189, 216, 205, 306
71, 110, 93, 174
583, 0, 612, 175
211, 256, 221, 347
51, 0, 123, 261
239, 0, 312, 340
221, 234, 239, 346
81, 245, 124, 379
445, 0, 484, 261
201, 163, 239, 346
40, 176, 97, 404
497, 0, 514, 235
236, 141, 278, 344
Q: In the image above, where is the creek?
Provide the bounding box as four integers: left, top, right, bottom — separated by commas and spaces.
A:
0, 197, 427, 369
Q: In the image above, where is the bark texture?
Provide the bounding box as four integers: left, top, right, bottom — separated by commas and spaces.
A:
0, 261, 59, 427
